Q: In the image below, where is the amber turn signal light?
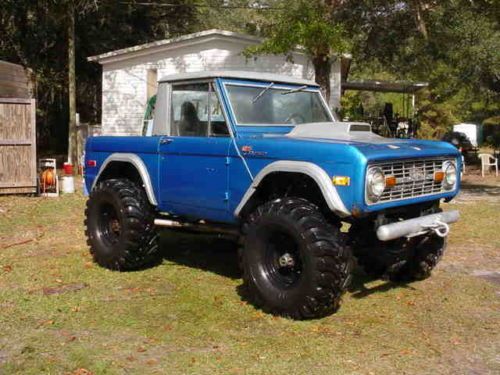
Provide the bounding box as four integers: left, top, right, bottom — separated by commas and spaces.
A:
332, 176, 350, 186
434, 171, 444, 182
385, 175, 397, 188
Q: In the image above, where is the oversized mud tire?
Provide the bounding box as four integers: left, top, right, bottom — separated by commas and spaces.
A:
84, 178, 160, 271
349, 224, 446, 282
240, 197, 353, 319
390, 235, 446, 282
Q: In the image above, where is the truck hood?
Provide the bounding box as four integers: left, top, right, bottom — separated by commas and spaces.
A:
283, 121, 459, 161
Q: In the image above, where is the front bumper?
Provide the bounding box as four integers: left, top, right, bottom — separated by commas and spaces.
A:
376, 210, 460, 241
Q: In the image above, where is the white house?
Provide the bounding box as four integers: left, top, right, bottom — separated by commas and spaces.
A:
88, 29, 348, 135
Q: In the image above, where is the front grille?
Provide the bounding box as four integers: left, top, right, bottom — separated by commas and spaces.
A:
367, 158, 450, 204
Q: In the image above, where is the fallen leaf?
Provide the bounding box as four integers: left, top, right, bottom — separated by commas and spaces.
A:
71, 368, 93, 375
253, 311, 265, 319
2, 265, 12, 273
38, 319, 54, 327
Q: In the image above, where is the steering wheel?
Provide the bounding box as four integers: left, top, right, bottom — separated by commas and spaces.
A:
285, 113, 306, 124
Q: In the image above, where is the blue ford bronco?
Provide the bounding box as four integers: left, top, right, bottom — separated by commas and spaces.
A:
84, 71, 460, 319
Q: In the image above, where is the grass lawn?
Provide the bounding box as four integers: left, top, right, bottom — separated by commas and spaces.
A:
0, 172, 499, 374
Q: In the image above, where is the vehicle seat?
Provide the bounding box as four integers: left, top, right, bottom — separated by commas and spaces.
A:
177, 101, 205, 136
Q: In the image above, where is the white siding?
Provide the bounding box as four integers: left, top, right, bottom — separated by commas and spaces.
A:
100, 37, 341, 135
102, 66, 148, 135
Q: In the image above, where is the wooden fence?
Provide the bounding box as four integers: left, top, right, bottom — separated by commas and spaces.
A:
0, 60, 37, 195
0, 98, 37, 195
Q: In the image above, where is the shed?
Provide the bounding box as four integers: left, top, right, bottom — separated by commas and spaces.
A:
0, 61, 37, 195
88, 29, 347, 136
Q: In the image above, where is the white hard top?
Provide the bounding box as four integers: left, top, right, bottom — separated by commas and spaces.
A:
159, 70, 319, 86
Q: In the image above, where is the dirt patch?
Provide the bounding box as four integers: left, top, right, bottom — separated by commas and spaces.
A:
472, 270, 500, 286
456, 172, 500, 203
42, 283, 88, 296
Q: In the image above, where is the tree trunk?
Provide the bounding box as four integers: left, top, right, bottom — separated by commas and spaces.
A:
67, 1, 77, 166
312, 55, 332, 104
410, 0, 429, 40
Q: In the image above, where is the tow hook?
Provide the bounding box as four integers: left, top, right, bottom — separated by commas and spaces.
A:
421, 220, 450, 238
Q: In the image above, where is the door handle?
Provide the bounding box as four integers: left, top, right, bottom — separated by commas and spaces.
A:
160, 137, 173, 145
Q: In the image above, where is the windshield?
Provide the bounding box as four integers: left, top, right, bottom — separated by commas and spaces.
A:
225, 83, 332, 125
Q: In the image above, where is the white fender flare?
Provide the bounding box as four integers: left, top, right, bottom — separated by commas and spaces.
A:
91, 153, 158, 206
234, 161, 350, 217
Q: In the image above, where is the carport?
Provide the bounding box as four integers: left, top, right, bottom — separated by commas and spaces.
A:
341, 78, 429, 137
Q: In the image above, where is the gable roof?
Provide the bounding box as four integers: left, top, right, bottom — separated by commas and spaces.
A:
159, 70, 318, 86
88, 29, 263, 64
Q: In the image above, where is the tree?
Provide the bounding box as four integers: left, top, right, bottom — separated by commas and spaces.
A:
245, 0, 349, 102
340, 0, 499, 135
0, 0, 197, 154
195, 0, 271, 34
67, 1, 77, 165
66, 0, 99, 165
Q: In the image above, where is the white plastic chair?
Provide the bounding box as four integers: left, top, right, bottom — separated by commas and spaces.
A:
479, 153, 498, 177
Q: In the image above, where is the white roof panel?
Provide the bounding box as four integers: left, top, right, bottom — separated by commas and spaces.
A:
159, 70, 318, 86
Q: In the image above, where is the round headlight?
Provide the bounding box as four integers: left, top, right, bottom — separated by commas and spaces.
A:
367, 167, 386, 202
443, 161, 457, 190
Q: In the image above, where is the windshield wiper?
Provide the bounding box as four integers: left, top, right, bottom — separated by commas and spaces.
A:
281, 85, 308, 95
252, 82, 274, 103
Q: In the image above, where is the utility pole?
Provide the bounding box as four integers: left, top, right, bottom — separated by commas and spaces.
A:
67, 1, 77, 165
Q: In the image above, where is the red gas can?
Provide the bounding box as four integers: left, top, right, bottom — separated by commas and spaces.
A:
63, 162, 73, 175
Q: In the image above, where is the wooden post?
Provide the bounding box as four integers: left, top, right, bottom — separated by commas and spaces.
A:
67, 1, 77, 165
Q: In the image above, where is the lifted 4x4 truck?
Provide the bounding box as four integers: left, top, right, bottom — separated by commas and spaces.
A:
84, 71, 461, 319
